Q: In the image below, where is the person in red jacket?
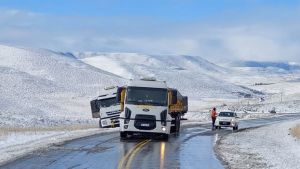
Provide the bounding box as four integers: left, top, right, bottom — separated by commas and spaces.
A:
211, 107, 217, 130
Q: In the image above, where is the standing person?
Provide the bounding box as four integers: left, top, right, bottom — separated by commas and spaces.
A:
211, 107, 217, 130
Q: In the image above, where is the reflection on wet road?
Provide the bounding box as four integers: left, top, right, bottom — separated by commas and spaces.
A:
2, 114, 300, 169
118, 139, 151, 169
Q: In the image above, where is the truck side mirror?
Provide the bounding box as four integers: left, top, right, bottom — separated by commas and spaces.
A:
171, 90, 177, 104
183, 96, 188, 112
90, 99, 100, 118
116, 87, 123, 102
90, 99, 100, 113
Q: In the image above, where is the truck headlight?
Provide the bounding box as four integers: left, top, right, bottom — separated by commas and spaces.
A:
125, 119, 130, 124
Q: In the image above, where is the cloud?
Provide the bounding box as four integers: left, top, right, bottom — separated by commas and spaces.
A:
1, 8, 300, 63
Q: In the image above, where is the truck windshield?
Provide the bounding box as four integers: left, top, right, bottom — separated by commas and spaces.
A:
126, 87, 168, 106
219, 112, 235, 117
98, 97, 117, 108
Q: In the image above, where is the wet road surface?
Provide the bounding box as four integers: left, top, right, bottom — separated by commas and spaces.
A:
2, 114, 300, 169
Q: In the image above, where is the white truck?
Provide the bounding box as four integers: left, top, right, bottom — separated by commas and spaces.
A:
116, 78, 188, 139
90, 87, 121, 128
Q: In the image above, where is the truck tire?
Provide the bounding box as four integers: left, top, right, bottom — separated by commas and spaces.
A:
170, 126, 175, 133
170, 119, 176, 133
162, 134, 169, 140
175, 115, 181, 133
120, 132, 127, 139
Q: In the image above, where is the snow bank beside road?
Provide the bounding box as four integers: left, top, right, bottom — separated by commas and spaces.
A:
0, 127, 118, 166
222, 100, 300, 114
185, 111, 279, 123
217, 119, 300, 169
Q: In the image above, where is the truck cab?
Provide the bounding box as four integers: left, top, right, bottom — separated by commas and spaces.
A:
117, 78, 188, 139
90, 87, 121, 128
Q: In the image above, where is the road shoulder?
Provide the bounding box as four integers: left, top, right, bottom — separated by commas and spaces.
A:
0, 127, 118, 166
215, 119, 300, 169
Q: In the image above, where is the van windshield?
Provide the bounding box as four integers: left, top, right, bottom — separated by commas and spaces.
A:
219, 112, 235, 117
126, 87, 168, 106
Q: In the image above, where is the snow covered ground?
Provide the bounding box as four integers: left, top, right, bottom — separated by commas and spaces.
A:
0, 44, 127, 164
1, 44, 300, 166
217, 119, 300, 169
0, 45, 125, 128
78, 52, 259, 99
0, 127, 118, 166
0, 45, 267, 129
78, 52, 300, 115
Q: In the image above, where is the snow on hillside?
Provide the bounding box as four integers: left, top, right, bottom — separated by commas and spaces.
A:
224, 60, 300, 90
230, 60, 300, 72
77, 52, 258, 99
0, 45, 125, 128
2, 45, 299, 129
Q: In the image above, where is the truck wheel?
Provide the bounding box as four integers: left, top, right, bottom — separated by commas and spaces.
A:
170, 119, 176, 133
120, 132, 127, 139
162, 134, 169, 140
170, 126, 176, 133
175, 115, 181, 133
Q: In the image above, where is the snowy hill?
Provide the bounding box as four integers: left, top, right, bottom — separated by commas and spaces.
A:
77, 52, 259, 99
0, 45, 125, 128
230, 61, 300, 72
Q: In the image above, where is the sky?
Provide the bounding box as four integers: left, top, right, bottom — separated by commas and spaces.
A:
0, 0, 300, 62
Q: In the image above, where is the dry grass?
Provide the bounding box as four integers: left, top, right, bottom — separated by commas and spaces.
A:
290, 124, 300, 139
0, 124, 98, 137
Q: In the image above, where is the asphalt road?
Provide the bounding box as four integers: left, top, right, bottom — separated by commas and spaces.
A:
2, 114, 300, 169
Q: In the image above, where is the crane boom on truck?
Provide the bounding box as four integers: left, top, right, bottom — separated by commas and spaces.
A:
90, 86, 121, 128
116, 78, 188, 139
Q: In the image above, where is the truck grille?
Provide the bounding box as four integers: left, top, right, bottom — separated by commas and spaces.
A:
103, 110, 121, 127
106, 110, 121, 116
134, 115, 156, 130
